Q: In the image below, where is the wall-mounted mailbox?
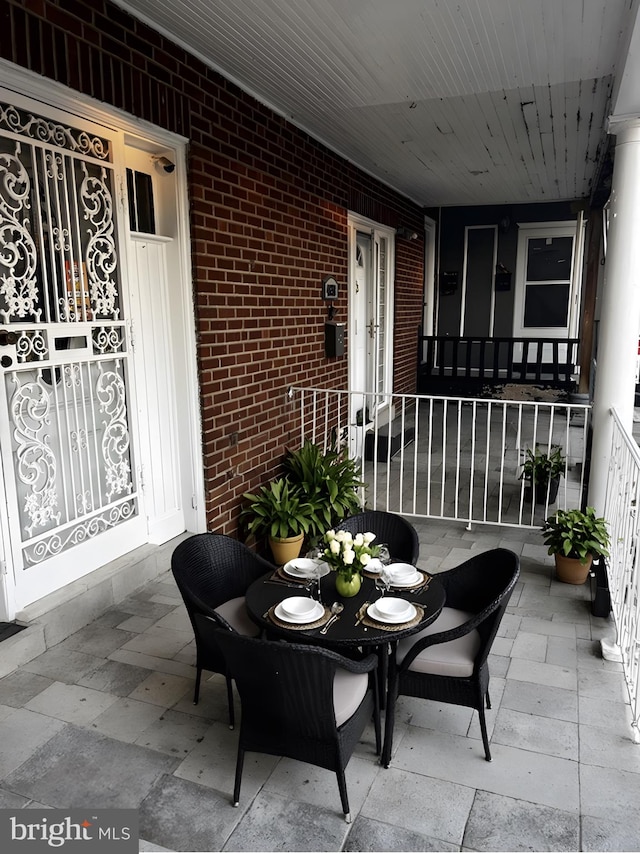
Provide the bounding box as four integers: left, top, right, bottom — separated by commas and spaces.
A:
325, 321, 345, 358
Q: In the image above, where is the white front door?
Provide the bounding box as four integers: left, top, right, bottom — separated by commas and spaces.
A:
348, 216, 394, 456
0, 93, 149, 617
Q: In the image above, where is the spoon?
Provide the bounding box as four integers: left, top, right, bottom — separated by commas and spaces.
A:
320, 601, 344, 634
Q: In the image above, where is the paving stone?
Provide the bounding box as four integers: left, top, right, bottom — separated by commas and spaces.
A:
507, 657, 577, 691
58, 624, 137, 657
25, 681, 119, 725
0, 670, 54, 708
360, 765, 475, 845
501, 680, 578, 723
138, 773, 243, 852
344, 814, 458, 851
464, 790, 579, 851
223, 790, 348, 851
89, 697, 164, 743
0, 787, 32, 808
77, 659, 151, 696
3, 724, 176, 808
582, 813, 640, 852
22, 647, 105, 684
133, 708, 212, 757
492, 707, 578, 760
0, 707, 65, 778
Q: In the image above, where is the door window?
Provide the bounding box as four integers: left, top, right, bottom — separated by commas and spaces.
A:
513, 222, 578, 340
522, 236, 573, 328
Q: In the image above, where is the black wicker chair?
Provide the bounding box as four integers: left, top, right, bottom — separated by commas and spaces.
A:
382, 548, 520, 765
337, 510, 420, 565
197, 614, 381, 822
170, 532, 275, 724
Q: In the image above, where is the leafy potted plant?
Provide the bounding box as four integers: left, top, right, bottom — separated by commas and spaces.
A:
520, 444, 566, 505
282, 440, 363, 544
541, 506, 610, 584
239, 478, 314, 565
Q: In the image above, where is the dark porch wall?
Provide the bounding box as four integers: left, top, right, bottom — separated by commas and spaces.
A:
1, 0, 424, 534
428, 201, 577, 336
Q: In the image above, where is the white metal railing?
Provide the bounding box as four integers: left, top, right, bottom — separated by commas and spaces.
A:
291, 387, 590, 529
603, 408, 640, 742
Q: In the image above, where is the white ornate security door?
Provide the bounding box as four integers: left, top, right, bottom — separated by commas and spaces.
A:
0, 95, 146, 616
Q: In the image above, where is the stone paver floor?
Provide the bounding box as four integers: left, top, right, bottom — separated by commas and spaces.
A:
1, 518, 639, 852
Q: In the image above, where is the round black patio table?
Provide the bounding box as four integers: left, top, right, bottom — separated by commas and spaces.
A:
245, 568, 445, 650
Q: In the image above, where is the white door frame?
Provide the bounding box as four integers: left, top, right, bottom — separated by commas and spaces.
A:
0, 61, 205, 619
512, 220, 580, 339
348, 214, 395, 429
423, 215, 437, 338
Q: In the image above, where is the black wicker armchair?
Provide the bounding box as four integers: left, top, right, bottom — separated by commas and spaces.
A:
337, 510, 420, 565
382, 548, 519, 765
170, 532, 275, 724
197, 613, 381, 822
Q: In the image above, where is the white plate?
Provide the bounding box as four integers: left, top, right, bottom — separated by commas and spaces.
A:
283, 558, 330, 579
274, 600, 325, 624
374, 597, 414, 621
280, 595, 318, 620
389, 571, 423, 588
367, 601, 416, 625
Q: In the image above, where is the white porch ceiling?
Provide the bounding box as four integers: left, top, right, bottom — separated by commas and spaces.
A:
115, 0, 638, 207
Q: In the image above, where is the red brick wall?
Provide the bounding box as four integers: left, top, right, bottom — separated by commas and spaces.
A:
2, 0, 425, 534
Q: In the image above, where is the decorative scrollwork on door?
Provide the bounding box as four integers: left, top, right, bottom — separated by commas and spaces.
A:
0, 99, 139, 573
0, 149, 39, 322
9, 372, 60, 535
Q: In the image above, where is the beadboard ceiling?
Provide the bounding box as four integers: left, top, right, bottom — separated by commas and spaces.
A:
114, 0, 640, 207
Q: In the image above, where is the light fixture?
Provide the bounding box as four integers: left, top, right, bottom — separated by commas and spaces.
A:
396, 226, 418, 240
151, 155, 175, 173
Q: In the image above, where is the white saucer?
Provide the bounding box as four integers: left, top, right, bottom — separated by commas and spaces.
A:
274, 600, 325, 624
367, 601, 416, 624
366, 558, 384, 574
283, 558, 330, 579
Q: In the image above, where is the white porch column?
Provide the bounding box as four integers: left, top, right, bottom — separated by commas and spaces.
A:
588, 119, 640, 514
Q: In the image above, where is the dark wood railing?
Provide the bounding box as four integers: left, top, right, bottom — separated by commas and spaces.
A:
418, 332, 580, 394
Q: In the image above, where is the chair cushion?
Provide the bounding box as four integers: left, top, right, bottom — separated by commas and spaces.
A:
333, 668, 369, 727
214, 597, 260, 637
396, 607, 481, 677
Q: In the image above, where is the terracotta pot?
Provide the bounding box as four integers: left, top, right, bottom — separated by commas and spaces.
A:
269, 533, 304, 566
554, 553, 592, 584
335, 571, 362, 598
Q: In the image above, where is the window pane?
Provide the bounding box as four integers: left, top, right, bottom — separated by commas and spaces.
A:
526, 237, 573, 281
523, 284, 570, 327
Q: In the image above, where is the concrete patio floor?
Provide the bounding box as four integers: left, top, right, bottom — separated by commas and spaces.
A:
1, 518, 640, 852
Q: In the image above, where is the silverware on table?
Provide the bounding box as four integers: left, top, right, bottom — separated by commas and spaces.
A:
413, 576, 432, 595
320, 602, 343, 634
355, 602, 370, 626
265, 578, 311, 589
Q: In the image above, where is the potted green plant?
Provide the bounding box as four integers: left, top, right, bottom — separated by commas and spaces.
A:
239, 477, 314, 565
282, 439, 363, 544
520, 444, 566, 505
541, 506, 610, 584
